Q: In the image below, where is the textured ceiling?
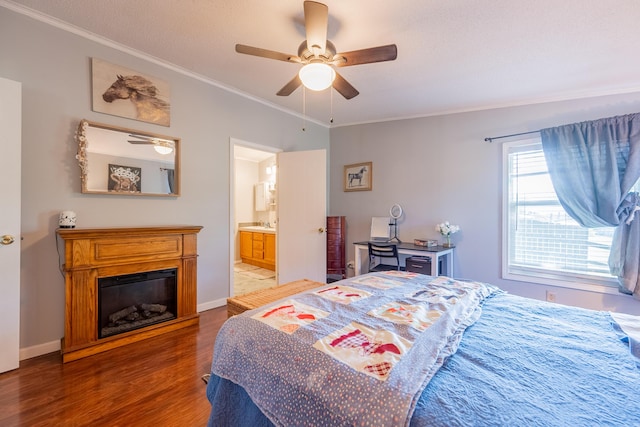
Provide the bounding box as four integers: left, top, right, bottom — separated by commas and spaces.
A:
5, 0, 640, 127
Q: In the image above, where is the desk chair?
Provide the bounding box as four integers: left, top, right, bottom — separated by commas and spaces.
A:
368, 242, 402, 272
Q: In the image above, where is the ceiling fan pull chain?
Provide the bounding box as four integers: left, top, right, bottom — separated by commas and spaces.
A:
302, 86, 306, 132
330, 88, 334, 124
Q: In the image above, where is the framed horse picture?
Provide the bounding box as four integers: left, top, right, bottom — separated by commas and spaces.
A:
91, 58, 171, 126
344, 161, 372, 192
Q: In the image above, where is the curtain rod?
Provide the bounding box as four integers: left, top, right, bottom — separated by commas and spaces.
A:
484, 129, 541, 143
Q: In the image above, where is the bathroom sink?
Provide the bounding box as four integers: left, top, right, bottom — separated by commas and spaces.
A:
239, 226, 276, 233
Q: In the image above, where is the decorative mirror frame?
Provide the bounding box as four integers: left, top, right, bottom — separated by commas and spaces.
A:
75, 119, 181, 196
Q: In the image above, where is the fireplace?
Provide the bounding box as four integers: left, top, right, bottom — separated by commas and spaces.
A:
98, 269, 177, 339
57, 226, 202, 363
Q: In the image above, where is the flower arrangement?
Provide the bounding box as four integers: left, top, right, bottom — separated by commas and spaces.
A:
435, 221, 460, 247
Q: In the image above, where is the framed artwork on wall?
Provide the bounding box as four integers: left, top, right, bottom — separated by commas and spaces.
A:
92, 58, 171, 126
108, 164, 142, 193
344, 161, 372, 192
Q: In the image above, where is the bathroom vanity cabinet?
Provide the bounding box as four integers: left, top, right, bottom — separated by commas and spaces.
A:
239, 228, 276, 271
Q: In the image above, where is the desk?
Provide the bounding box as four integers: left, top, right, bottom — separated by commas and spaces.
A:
354, 241, 455, 277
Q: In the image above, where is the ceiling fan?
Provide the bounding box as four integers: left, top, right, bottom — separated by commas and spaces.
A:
235, 1, 397, 100
128, 134, 174, 154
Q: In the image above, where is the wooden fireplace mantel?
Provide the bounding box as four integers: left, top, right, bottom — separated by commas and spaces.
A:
56, 225, 203, 362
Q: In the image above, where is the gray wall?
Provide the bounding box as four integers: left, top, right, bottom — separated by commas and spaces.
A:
330, 94, 640, 316
1, 9, 329, 352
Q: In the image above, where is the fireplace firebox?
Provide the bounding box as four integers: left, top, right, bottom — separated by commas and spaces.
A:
98, 269, 177, 338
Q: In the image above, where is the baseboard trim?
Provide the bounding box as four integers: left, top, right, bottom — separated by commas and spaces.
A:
20, 340, 60, 361
197, 298, 227, 312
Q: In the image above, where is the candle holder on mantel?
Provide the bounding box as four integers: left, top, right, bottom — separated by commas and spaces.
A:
58, 211, 77, 228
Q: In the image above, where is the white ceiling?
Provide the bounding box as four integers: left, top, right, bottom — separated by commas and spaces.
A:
5, 0, 640, 127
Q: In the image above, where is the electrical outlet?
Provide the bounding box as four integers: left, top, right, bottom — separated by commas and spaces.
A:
546, 291, 557, 303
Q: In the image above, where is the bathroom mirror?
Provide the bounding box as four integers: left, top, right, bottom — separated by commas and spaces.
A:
76, 119, 180, 196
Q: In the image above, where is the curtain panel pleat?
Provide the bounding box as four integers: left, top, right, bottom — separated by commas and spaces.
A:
167, 169, 175, 193
540, 113, 640, 297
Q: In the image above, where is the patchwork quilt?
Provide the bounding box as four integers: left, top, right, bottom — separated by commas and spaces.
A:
210, 272, 499, 426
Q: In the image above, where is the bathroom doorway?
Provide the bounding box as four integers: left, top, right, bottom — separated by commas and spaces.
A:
229, 139, 328, 297
230, 139, 280, 296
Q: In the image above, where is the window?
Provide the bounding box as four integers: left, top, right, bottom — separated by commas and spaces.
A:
503, 138, 618, 290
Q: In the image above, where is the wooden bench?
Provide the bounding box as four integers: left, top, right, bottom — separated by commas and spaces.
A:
226, 279, 326, 318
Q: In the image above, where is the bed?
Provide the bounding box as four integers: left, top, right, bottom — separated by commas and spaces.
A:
206, 272, 640, 426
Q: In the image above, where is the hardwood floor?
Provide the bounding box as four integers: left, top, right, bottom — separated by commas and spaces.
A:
0, 306, 228, 427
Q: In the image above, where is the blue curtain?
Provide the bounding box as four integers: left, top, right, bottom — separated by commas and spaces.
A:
540, 113, 640, 297
167, 168, 175, 193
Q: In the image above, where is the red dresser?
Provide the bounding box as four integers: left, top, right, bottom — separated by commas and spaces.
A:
326, 216, 346, 278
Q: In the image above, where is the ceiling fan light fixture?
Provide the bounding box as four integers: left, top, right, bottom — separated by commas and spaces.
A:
298, 63, 336, 91
154, 144, 173, 155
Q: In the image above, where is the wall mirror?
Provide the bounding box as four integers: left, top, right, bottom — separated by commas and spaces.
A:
76, 119, 180, 196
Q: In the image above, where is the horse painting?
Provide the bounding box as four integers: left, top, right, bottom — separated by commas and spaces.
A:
348, 166, 367, 187
102, 74, 170, 126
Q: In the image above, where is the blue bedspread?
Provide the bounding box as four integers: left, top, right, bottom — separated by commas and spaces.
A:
410, 293, 640, 426
207, 278, 640, 426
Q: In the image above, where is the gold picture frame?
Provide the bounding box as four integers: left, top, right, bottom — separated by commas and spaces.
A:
344, 162, 372, 192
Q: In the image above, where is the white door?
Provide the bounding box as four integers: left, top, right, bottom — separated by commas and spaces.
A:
277, 150, 327, 284
0, 77, 21, 373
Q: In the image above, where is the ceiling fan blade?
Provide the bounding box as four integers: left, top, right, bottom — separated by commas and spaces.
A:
332, 72, 359, 100
334, 44, 397, 67
235, 44, 300, 63
276, 74, 302, 96
129, 133, 154, 140
304, 1, 328, 54
128, 134, 174, 144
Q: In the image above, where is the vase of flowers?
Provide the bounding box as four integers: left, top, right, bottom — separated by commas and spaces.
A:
435, 221, 460, 247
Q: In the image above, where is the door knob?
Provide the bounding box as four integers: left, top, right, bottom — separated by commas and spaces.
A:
1, 235, 15, 245
318, 227, 325, 233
